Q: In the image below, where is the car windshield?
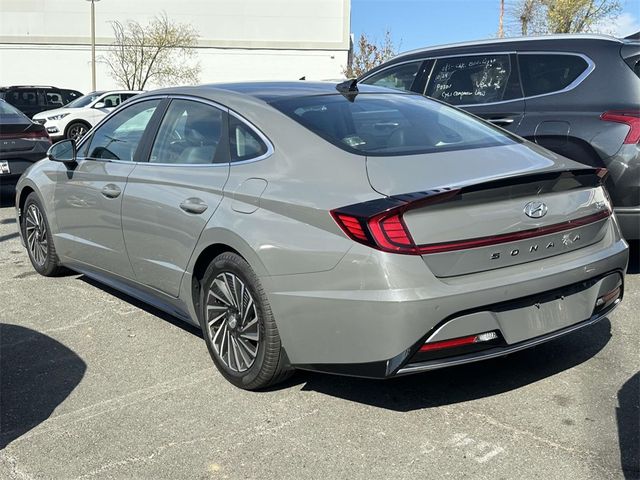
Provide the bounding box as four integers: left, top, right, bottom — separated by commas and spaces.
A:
65, 92, 105, 108
271, 92, 519, 156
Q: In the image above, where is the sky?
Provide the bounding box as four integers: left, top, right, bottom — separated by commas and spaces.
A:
351, 0, 640, 53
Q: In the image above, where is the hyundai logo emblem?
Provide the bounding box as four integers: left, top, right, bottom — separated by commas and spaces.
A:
524, 201, 548, 219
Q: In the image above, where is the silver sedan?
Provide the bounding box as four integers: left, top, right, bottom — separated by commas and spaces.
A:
15, 82, 628, 389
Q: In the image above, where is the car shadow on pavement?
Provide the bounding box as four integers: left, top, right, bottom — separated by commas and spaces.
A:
617, 372, 640, 479
298, 318, 612, 411
0, 324, 86, 450
0, 183, 16, 208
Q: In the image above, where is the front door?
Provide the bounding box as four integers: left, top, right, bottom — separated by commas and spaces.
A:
53, 98, 163, 277
122, 97, 230, 296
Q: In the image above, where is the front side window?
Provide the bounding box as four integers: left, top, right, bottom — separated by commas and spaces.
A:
518, 54, 589, 97
272, 93, 518, 156
229, 117, 268, 162
149, 99, 224, 165
86, 99, 160, 161
362, 61, 423, 92
425, 54, 515, 105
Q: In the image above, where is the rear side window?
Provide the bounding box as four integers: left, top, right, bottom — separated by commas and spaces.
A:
518, 54, 589, 97
229, 117, 268, 162
5, 89, 39, 108
425, 54, 517, 105
272, 93, 518, 156
362, 61, 423, 92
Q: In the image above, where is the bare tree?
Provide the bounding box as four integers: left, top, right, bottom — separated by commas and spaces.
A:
104, 13, 201, 90
343, 30, 398, 78
508, 0, 621, 35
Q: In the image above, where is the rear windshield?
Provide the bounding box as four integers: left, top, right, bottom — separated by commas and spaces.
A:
271, 93, 519, 156
0, 99, 28, 120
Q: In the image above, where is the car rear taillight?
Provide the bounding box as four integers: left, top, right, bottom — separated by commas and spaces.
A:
601, 110, 640, 144
0, 130, 51, 143
331, 187, 611, 256
331, 189, 460, 255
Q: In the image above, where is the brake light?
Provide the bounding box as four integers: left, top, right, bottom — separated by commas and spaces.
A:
0, 130, 51, 142
331, 190, 610, 255
601, 110, 640, 144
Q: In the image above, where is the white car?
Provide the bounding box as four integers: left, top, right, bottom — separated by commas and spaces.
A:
33, 90, 142, 141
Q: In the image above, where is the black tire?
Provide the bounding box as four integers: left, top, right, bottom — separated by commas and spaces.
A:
22, 192, 64, 277
199, 252, 293, 390
65, 121, 90, 142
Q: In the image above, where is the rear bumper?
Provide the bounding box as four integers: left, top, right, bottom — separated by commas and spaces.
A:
266, 220, 628, 377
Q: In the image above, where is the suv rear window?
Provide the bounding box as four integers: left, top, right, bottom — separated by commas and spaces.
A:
518, 54, 589, 97
271, 93, 518, 156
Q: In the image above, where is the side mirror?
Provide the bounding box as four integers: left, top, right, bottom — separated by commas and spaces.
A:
47, 139, 76, 164
94, 101, 106, 109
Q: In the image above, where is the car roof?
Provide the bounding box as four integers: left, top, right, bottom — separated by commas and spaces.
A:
142, 81, 409, 105
194, 81, 407, 102
390, 33, 622, 62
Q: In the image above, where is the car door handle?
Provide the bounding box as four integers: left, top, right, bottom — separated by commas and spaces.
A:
179, 197, 208, 214
487, 117, 515, 126
101, 184, 121, 199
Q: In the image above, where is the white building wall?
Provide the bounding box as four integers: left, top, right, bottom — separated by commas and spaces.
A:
0, 0, 350, 93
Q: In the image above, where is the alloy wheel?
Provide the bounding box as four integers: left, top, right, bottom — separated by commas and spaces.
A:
25, 203, 48, 267
205, 272, 260, 372
68, 124, 87, 141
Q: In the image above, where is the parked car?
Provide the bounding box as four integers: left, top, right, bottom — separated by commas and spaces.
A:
16, 82, 628, 389
32, 90, 143, 142
0, 85, 83, 119
359, 34, 640, 240
0, 99, 51, 184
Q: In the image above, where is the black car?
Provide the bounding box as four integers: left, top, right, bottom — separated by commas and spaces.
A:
0, 85, 83, 119
0, 99, 51, 183
360, 34, 640, 240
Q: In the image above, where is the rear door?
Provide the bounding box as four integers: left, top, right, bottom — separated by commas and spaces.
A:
121, 97, 230, 297
424, 53, 525, 131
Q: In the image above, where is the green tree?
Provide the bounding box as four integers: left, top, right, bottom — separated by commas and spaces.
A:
343, 30, 397, 78
104, 13, 201, 90
509, 0, 621, 35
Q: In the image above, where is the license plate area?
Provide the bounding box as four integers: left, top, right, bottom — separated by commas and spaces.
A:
0, 161, 10, 174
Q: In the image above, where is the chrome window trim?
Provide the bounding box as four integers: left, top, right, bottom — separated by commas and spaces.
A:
76, 94, 274, 168
361, 51, 595, 108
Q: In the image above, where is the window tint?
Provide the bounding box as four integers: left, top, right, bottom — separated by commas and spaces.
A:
229, 117, 268, 162
6, 89, 39, 108
518, 54, 588, 97
86, 99, 160, 161
426, 54, 515, 105
272, 93, 518, 156
149, 99, 223, 165
362, 61, 422, 91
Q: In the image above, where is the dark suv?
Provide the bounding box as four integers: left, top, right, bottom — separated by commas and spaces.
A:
0, 86, 83, 119
360, 34, 640, 239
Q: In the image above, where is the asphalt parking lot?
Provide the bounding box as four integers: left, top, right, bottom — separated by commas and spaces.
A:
0, 187, 638, 480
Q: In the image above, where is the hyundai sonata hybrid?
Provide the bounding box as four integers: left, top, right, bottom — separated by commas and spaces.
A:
15, 82, 628, 389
